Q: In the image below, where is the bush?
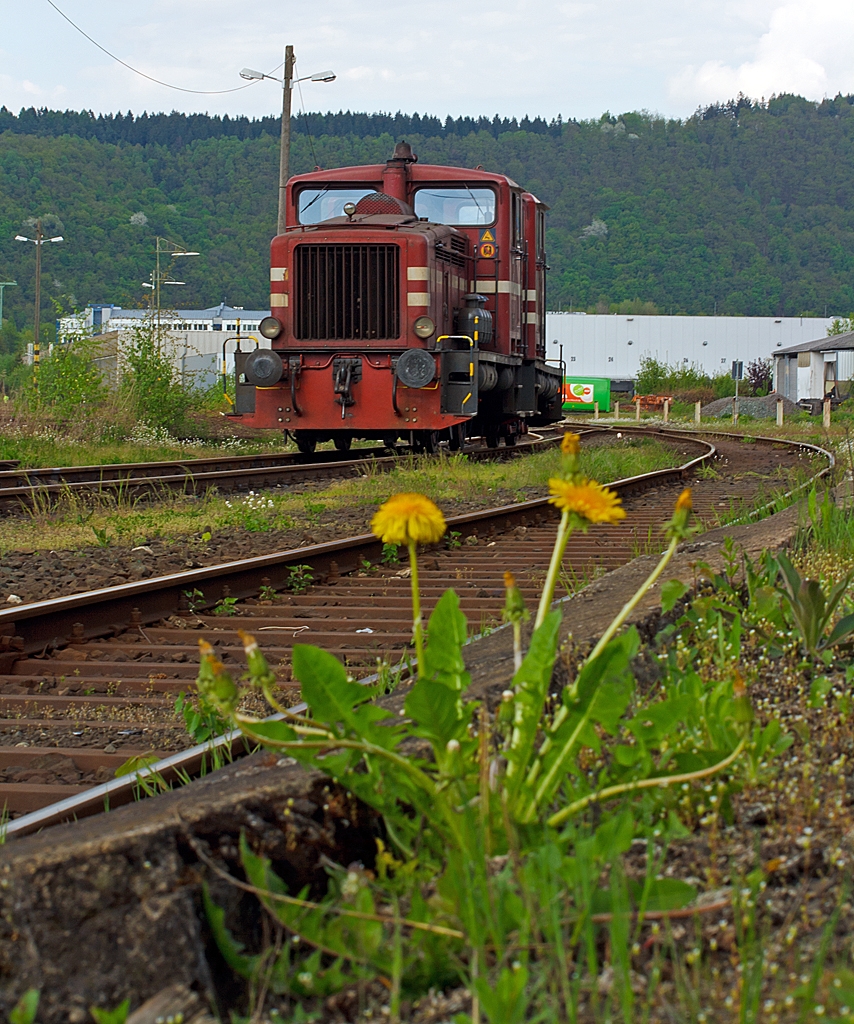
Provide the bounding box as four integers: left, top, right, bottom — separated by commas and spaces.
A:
636, 356, 736, 400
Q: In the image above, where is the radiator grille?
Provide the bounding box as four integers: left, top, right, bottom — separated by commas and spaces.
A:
294, 244, 400, 340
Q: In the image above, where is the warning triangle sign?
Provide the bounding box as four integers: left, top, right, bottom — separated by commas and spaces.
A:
480, 229, 495, 242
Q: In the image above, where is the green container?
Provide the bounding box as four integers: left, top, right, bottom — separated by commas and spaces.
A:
562, 377, 611, 413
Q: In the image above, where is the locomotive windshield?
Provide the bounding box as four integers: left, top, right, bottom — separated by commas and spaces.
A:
413, 187, 496, 225
297, 187, 377, 224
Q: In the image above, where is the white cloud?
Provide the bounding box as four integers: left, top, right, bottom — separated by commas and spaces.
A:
671, 0, 854, 108
2, 0, 854, 121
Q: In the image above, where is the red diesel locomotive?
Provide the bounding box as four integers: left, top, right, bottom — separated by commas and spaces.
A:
232, 142, 563, 453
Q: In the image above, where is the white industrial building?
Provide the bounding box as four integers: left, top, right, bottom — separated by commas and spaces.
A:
58, 304, 271, 386
544, 313, 836, 381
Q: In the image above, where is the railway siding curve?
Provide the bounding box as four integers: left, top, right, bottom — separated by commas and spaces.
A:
0, 428, 834, 832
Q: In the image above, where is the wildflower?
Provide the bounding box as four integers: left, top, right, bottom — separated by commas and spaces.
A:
371, 493, 445, 677
665, 487, 699, 542
371, 492, 446, 546
196, 638, 238, 713
238, 629, 276, 688
503, 570, 529, 672
561, 431, 581, 456
547, 477, 626, 525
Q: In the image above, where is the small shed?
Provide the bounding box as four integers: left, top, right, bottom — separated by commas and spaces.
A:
773, 331, 854, 404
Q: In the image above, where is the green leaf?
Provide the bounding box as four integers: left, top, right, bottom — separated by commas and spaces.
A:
517, 629, 637, 822
90, 1001, 130, 1024
594, 807, 634, 858
827, 612, 854, 647
661, 578, 689, 613
202, 883, 260, 978
503, 610, 562, 799
633, 878, 697, 912
10, 990, 40, 1024
809, 675, 832, 708
423, 589, 469, 691
240, 718, 298, 745
405, 677, 467, 747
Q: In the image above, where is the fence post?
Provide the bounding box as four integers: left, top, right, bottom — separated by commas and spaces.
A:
776, 397, 784, 427
694, 400, 701, 424
635, 399, 641, 422
663, 399, 670, 424
594, 401, 599, 420
823, 396, 831, 429
614, 400, 620, 420
732, 397, 739, 426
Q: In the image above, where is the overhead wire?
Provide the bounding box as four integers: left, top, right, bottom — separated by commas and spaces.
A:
294, 67, 319, 168
43, 0, 281, 96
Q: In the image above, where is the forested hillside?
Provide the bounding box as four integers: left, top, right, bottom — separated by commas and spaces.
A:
1, 93, 854, 343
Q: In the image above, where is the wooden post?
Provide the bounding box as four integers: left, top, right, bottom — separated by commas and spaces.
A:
823, 396, 831, 429
732, 397, 739, 426
663, 399, 670, 424
594, 401, 599, 420
635, 398, 641, 422
776, 397, 784, 427
614, 400, 620, 420
694, 400, 701, 424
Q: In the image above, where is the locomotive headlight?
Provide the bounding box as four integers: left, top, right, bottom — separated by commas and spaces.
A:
343, 202, 357, 217
413, 315, 435, 340
259, 316, 283, 340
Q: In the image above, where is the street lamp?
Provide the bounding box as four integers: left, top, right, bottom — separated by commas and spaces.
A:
145, 236, 199, 333
15, 221, 63, 384
240, 48, 336, 234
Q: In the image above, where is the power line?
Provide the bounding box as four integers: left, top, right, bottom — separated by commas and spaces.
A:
44, 0, 277, 96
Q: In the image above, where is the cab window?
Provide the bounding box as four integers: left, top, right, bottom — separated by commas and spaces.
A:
296, 187, 376, 224
413, 187, 496, 225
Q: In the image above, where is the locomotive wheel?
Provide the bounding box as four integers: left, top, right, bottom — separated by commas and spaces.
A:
295, 434, 317, 455
485, 428, 500, 449
448, 423, 466, 452
333, 436, 352, 452
413, 430, 438, 455
504, 433, 517, 447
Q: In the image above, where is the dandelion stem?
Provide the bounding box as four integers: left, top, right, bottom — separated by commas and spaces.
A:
534, 510, 574, 629
408, 539, 425, 676
512, 620, 523, 672
583, 534, 679, 666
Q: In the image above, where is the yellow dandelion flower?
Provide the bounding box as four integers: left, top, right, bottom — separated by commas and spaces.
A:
548, 477, 626, 525
503, 570, 516, 589
561, 432, 581, 456
371, 492, 446, 546
675, 488, 693, 513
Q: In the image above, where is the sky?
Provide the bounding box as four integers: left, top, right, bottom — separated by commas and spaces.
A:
2, 0, 854, 123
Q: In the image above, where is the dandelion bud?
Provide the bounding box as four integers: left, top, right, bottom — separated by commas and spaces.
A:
501, 689, 514, 702
502, 571, 529, 624
446, 738, 460, 753
238, 629, 276, 688
196, 638, 238, 714
732, 669, 753, 724
665, 487, 698, 542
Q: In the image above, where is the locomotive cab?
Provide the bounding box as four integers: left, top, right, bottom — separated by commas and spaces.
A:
230, 142, 562, 453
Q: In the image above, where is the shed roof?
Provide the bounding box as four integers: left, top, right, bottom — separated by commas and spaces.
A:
775, 330, 854, 355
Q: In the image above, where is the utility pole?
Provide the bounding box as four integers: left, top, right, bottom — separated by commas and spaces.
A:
278, 45, 295, 236
239, 52, 334, 235
0, 281, 16, 329
15, 219, 63, 388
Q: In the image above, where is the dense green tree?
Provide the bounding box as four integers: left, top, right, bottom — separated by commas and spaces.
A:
1, 93, 853, 338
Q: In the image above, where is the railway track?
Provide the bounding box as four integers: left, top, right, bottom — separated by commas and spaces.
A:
0, 427, 833, 837
0, 431, 560, 513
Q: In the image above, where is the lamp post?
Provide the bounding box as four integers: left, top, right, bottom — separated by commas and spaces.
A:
0, 281, 16, 330
142, 236, 199, 335
240, 51, 335, 234
15, 221, 63, 386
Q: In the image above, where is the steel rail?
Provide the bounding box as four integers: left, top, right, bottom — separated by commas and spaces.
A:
3, 429, 717, 838
0, 430, 713, 655
0, 432, 563, 512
